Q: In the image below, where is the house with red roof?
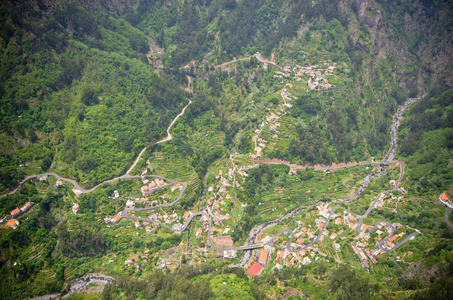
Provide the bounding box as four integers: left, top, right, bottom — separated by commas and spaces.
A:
258, 250, 269, 265
247, 262, 264, 276
11, 208, 20, 217
21, 202, 32, 212
112, 215, 122, 223
6, 219, 19, 229
72, 203, 79, 214
388, 235, 397, 243
439, 193, 453, 208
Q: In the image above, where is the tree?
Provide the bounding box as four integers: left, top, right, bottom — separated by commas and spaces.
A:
80, 87, 98, 106
329, 265, 373, 299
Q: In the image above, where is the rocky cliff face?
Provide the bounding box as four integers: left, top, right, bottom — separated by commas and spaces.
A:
404, 260, 444, 286
344, 0, 452, 96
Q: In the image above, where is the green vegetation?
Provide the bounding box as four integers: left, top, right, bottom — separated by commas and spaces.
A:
399, 88, 453, 194
1, 0, 453, 299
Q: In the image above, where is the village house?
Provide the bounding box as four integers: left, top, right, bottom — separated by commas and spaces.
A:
258, 249, 269, 265
72, 188, 83, 197
112, 214, 122, 223
217, 250, 237, 259
171, 184, 181, 192
20, 202, 32, 212
6, 219, 19, 229
439, 193, 453, 208
387, 235, 397, 246
125, 259, 133, 267
72, 203, 79, 214
288, 168, 297, 176
126, 200, 135, 208
11, 208, 20, 217
302, 257, 312, 265
318, 222, 325, 230
352, 245, 369, 269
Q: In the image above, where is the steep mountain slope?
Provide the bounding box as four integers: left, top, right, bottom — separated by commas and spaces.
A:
0, 0, 188, 189
0, 1, 452, 299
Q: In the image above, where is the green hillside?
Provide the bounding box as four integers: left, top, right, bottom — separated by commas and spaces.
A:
0, 0, 452, 299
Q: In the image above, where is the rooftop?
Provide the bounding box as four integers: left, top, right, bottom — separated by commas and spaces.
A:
247, 262, 264, 276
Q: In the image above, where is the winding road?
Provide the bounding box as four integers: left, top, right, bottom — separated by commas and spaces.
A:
156, 100, 192, 144
214, 53, 284, 71
1, 91, 428, 261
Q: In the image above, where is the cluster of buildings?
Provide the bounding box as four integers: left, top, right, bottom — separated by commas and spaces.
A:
105, 214, 122, 224
140, 178, 166, 195
274, 247, 318, 270
4, 202, 33, 230
271, 61, 337, 91
247, 248, 271, 275
281, 88, 294, 108
126, 198, 160, 209
207, 169, 247, 229
295, 63, 336, 90
249, 110, 285, 159
315, 203, 411, 270
124, 251, 148, 272
244, 202, 412, 274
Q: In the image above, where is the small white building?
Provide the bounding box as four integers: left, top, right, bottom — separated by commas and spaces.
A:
72, 203, 79, 214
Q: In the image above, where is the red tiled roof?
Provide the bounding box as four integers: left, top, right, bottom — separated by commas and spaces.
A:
6, 219, 17, 227
259, 250, 269, 264
441, 194, 449, 200
247, 262, 264, 276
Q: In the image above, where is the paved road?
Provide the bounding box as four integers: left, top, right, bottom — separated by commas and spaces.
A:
126, 147, 148, 175
213, 54, 284, 71
369, 221, 422, 252
214, 56, 253, 68
445, 208, 453, 230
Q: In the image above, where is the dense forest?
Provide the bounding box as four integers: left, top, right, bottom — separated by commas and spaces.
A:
0, 0, 188, 189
